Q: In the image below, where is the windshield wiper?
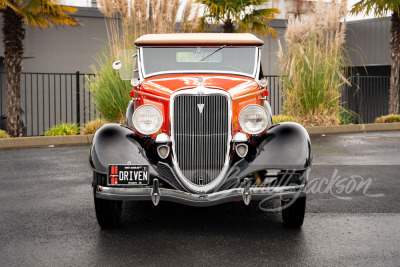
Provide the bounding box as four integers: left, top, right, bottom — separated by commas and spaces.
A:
198, 45, 226, 62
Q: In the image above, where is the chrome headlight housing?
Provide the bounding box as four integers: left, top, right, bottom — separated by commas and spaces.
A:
132, 105, 163, 135
238, 104, 269, 134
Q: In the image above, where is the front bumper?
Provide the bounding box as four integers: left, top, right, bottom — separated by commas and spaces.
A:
95, 183, 305, 207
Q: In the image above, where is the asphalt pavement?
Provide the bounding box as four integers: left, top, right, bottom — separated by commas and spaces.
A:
0, 131, 400, 266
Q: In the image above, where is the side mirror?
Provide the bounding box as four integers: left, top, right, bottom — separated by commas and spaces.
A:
112, 61, 122, 71
113, 49, 137, 80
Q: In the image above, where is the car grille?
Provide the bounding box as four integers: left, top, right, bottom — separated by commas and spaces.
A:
173, 94, 229, 186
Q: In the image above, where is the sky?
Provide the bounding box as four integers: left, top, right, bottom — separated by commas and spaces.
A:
60, 0, 388, 22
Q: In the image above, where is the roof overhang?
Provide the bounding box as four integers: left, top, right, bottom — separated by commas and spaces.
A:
134, 33, 264, 46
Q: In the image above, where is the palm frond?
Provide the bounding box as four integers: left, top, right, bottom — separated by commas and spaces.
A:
196, 0, 226, 22
197, 15, 212, 32
0, 0, 81, 28
238, 7, 279, 38
350, 0, 400, 17
195, 0, 279, 37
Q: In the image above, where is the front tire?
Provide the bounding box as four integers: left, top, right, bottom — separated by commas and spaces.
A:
281, 196, 306, 228
93, 172, 122, 228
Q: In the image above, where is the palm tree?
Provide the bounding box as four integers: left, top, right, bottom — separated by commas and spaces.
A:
350, 1, 400, 114
0, 1, 80, 137
195, 0, 280, 38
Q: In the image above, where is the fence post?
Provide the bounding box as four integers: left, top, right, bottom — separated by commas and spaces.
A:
355, 73, 360, 124
76, 71, 80, 129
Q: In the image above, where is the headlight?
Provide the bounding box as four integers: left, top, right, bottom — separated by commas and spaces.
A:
238, 104, 269, 134
132, 105, 163, 135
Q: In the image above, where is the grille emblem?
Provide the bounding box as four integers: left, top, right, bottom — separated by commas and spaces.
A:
197, 103, 205, 114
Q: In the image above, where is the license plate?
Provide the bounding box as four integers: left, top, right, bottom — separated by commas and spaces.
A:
108, 165, 149, 185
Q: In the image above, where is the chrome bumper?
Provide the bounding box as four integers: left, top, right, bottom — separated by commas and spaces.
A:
95, 181, 305, 207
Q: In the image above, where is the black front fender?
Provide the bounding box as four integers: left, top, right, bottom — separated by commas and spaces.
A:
234, 122, 312, 178
89, 123, 157, 175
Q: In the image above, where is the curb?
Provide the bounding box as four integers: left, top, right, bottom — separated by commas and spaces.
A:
1, 123, 400, 150
305, 123, 400, 135
0, 135, 94, 150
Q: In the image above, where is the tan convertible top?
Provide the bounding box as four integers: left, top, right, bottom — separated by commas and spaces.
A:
134, 33, 264, 46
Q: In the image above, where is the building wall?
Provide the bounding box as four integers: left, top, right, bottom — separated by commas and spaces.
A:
345, 17, 391, 67
259, 20, 287, 76
0, 7, 108, 74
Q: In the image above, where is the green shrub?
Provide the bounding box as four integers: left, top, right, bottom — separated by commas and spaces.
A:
83, 119, 105, 135
0, 130, 10, 139
375, 114, 400, 123
44, 122, 80, 136
273, 115, 301, 124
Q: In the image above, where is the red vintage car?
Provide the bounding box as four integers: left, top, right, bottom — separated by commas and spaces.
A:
89, 33, 311, 228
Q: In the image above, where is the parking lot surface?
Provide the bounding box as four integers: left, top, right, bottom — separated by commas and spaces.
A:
0, 131, 400, 266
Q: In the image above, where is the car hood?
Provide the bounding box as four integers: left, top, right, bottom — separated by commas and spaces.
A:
140, 74, 259, 99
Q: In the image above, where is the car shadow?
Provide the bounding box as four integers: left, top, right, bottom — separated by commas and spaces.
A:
120, 200, 280, 231
92, 200, 308, 265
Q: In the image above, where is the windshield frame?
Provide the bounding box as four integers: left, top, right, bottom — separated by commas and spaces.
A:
138, 46, 260, 79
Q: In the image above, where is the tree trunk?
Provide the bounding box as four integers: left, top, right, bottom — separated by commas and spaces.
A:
223, 19, 234, 33
2, 7, 25, 137
389, 12, 400, 114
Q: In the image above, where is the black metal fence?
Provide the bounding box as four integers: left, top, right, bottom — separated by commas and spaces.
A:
265, 74, 392, 124
264, 76, 283, 115
342, 75, 391, 123
0, 72, 394, 136
0, 72, 98, 136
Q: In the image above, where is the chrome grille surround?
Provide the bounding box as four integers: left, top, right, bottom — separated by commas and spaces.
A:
170, 86, 232, 193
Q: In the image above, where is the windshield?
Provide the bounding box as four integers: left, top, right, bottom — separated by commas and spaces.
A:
140, 47, 258, 78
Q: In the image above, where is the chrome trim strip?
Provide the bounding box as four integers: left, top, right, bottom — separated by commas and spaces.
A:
170, 86, 232, 193
232, 88, 266, 101
96, 184, 305, 207
138, 47, 144, 81
131, 89, 169, 101
255, 47, 262, 82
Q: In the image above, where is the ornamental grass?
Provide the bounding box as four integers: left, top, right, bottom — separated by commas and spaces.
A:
83, 119, 105, 134
88, 0, 200, 122
278, 0, 351, 126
